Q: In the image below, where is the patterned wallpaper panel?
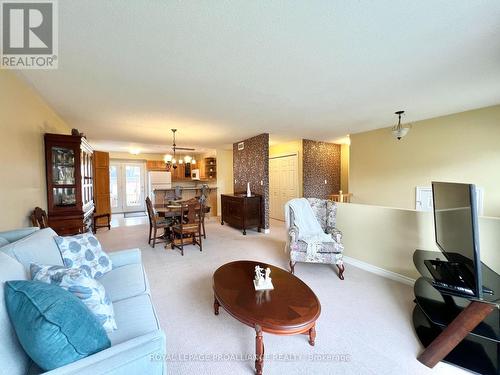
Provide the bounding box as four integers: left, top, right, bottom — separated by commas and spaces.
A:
233, 133, 270, 229
303, 139, 341, 199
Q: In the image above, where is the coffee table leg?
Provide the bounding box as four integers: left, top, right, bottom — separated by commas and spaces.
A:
213, 295, 220, 315
308, 324, 316, 346
255, 324, 264, 375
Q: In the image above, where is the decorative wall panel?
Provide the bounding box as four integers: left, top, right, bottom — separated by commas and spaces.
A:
303, 139, 341, 199
233, 133, 269, 229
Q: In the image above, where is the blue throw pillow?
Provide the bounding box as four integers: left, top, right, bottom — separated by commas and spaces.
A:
31, 263, 117, 332
54, 232, 112, 278
4, 280, 111, 371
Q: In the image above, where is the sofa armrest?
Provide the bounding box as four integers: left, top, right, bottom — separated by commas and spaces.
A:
326, 227, 343, 243
108, 248, 142, 268
44, 331, 166, 375
0, 227, 39, 243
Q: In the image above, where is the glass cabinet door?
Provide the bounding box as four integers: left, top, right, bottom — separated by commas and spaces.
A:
51, 146, 76, 207
52, 147, 75, 184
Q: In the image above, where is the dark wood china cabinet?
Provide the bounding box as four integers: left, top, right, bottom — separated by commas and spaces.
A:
44, 134, 94, 235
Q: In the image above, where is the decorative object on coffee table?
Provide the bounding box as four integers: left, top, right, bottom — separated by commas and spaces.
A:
213, 260, 320, 375
253, 265, 273, 290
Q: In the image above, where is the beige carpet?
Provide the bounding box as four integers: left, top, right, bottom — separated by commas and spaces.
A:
96, 217, 466, 375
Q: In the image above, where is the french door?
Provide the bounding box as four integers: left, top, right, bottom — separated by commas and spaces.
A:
109, 161, 145, 213
269, 154, 299, 221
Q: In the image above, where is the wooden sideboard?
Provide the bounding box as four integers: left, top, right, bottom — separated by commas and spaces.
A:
221, 194, 262, 235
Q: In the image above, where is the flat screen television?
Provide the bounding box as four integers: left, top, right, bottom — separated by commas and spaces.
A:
431, 181, 483, 298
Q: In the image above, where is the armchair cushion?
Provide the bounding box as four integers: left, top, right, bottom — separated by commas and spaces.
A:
292, 239, 343, 254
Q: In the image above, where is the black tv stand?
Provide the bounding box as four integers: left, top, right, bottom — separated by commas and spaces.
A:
413, 250, 500, 374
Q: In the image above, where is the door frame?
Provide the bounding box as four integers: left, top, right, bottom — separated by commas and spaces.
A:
109, 160, 146, 214
269, 152, 300, 221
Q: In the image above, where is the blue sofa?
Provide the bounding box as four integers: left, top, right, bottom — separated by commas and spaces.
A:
0, 227, 166, 375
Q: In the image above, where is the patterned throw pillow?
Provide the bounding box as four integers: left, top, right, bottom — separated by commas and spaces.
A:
54, 232, 112, 278
31, 263, 117, 332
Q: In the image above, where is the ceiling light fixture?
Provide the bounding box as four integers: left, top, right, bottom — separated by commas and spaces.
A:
392, 110, 411, 140
164, 129, 196, 170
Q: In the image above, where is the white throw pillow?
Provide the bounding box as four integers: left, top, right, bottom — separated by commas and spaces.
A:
30, 263, 117, 332
54, 232, 112, 278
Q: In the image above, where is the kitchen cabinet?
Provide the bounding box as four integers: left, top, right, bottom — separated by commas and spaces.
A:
201, 157, 217, 180
146, 160, 166, 171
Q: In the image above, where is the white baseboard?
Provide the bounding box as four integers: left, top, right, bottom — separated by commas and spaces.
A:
343, 256, 416, 286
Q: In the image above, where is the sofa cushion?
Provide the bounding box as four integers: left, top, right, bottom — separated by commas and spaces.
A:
31, 264, 117, 332
0, 237, 8, 248
0, 227, 39, 244
107, 293, 160, 346
0, 228, 63, 271
0, 253, 30, 375
98, 263, 149, 302
4, 280, 111, 371
293, 239, 343, 254
55, 232, 112, 278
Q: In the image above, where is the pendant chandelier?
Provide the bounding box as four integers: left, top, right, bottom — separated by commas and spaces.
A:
163, 129, 196, 169
392, 110, 411, 140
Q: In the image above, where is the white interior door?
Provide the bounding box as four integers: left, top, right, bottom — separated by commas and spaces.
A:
269, 154, 299, 221
109, 161, 146, 213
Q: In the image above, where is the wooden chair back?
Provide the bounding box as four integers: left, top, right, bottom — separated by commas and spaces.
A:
174, 186, 183, 200
145, 197, 155, 225
30, 207, 48, 229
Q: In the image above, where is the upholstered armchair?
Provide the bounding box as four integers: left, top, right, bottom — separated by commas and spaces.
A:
287, 198, 345, 279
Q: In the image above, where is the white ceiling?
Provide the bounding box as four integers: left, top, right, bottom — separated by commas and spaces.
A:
19, 1, 500, 153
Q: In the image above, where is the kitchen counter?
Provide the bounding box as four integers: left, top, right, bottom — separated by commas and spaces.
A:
153, 186, 217, 192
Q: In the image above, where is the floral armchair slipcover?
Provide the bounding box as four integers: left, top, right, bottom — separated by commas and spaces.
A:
287, 198, 345, 279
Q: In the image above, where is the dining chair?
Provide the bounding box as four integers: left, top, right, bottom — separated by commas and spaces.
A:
145, 197, 172, 248
170, 200, 204, 255
30, 207, 48, 229
174, 186, 183, 201
198, 193, 208, 239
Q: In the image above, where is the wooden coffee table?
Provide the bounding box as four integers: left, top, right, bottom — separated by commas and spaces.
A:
213, 260, 321, 374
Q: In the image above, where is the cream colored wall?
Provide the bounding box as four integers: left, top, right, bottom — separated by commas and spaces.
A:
336, 203, 500, 279
215, 148, 233, 215
269, 140, 303, 197
0, 71, 71, 230
340, 144, 349, 193
350, 105, 500, 217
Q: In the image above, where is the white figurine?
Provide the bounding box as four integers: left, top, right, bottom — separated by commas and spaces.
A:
265, 267, 271, 283
254, 265, 274, 290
